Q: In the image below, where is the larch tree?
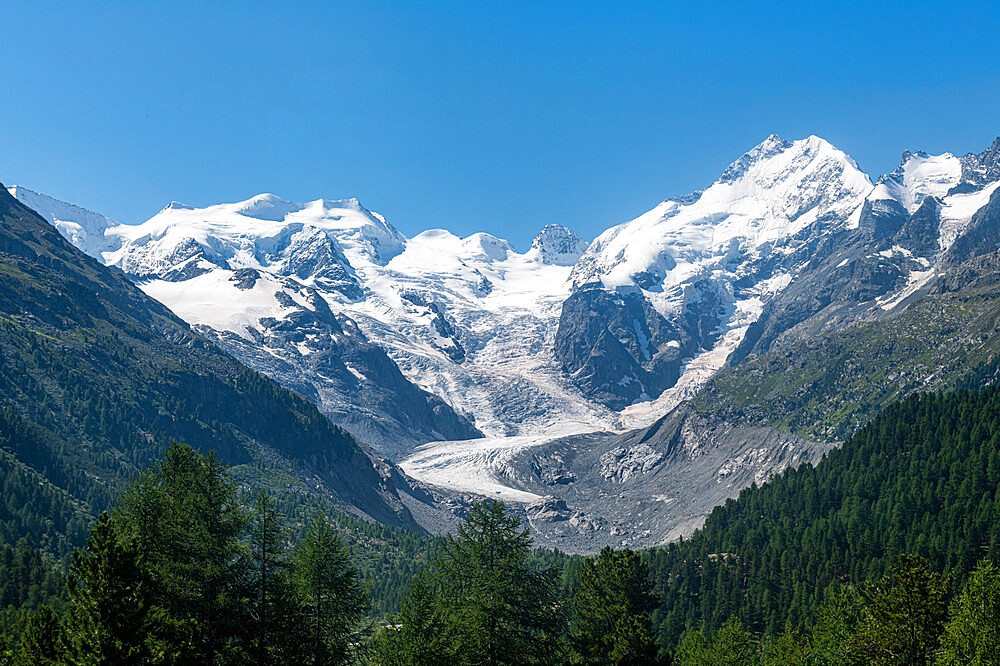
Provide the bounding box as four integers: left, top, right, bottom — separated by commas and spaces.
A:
937, 558, 1000, 665
290, 512, 366, 666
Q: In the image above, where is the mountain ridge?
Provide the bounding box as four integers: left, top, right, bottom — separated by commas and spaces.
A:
0, 183, 439, 539
9, 133, 1000, 553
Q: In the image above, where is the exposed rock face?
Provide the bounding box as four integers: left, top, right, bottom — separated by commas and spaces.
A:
526, 496, 571, 522
498, 408, 832, 553
944, 186, 1000, 266
554, 288, 696, 410
528, 224, 589, 266
557, 138, 1000, 416
694, 249, 1000, 442
187, 274, 482, 457
954, 137, 1000, 192
556, 135, 874, 411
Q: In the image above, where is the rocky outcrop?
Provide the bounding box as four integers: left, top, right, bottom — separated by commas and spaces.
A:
499, 408, 832, 553
196, 277, 482, 457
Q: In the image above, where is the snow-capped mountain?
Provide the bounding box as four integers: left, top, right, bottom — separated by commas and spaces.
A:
122, 202, 610, 443
10, 134, 1000, 550
7, 187, 483, 455
6, 186, 120, 257
10, 184, 611, 453
11, 135, 1000, 465
557, 135, 874, 414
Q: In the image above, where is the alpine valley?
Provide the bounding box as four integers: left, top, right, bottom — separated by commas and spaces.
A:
8, 133, 1000, 553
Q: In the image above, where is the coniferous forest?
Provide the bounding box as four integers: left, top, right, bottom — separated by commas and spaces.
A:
0, 385, 999, 663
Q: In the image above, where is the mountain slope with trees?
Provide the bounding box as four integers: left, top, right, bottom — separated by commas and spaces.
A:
647, 386, 1000, 650
0, 182, 424, 548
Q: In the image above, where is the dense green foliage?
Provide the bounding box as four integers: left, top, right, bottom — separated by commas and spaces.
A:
10, 444, 374, 665
672, 555, 1000, 665
235, 465, 439, 618
937, 559, 1000, 664
0, 541, 66, 654
291, 513, 367, 664
373, 502, 666, 666
375, 501, 569, 666
61, 514, 150, 665
112, 443, 248, 662
5, 387, 1000, 663
571, 547, 662, 665
648, 386, 1000, 648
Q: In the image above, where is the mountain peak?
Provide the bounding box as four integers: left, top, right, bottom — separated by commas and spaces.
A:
871, 149, 962, 212
529, 224, 588, 266
758, 133, 788, 149
235, 193, 305, 221
462, 232, 515, 261
718, 134, 793, 183
956, 137, 1000, 191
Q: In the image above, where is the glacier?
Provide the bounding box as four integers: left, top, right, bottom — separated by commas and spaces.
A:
10, 135, 1000, 542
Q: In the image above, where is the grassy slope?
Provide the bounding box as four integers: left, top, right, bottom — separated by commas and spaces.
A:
692, 252, 1000, 441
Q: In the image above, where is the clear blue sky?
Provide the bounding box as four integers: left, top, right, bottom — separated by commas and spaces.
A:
2, 1, 998, 248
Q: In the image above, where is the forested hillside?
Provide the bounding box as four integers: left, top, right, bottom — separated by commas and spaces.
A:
0, 183, 482, 639
4, 386, 1000, 663
649, 386, 1000, 649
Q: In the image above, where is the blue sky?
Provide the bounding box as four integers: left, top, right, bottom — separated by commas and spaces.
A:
2, 1, 998, 247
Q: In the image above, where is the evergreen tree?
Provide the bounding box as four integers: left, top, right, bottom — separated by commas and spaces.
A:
759, 626, 811, 666
13, 606, 62, 666
111, 442, 248, 662
290, 512, 366, 666
246, 492, 300, 666
407, 500, 568, 666
648, 387, 1000, 650
370, 570, 451, 666
62, 514, 151, 665
572, 546, 661, 665
806, 587, 864, 665
849, 555, 949, 665
937, 558, 1000, 665
673, 617, 757, 666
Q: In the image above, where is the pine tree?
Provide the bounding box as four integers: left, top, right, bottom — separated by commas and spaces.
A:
290, 513, 366, 665
806, 586, 864, 664
572, 546, 661, 665
759, 626, 811, 666
673, 617, 757, 666
371, 570, 452, 666
246, 492, 300, 665
13, 606, 62, 666
937, 558, 1000, 665
849, 555, 949, 665
62, 514, 151, 665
